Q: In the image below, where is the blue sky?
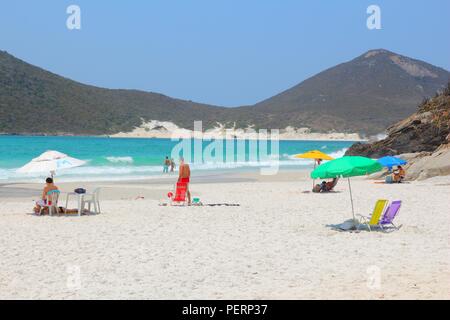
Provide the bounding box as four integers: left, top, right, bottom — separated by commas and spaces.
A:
1, 0, 449, 106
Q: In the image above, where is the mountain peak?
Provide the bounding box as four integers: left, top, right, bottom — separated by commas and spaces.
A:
359, 49, 441, 78
362, 49, 393, 58
253, 49, 450, 134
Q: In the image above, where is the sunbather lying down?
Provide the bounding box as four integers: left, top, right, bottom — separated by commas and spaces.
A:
312, 178, 339, 193
33, 207, 79, 215
159, 201, 240, 207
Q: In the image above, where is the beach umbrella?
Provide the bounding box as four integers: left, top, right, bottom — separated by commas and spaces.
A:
377, 156, 407, 171
294, 150, 335, 187
311, 156, 383, 222
17, 150, 86, 179
294, 150, 335, 161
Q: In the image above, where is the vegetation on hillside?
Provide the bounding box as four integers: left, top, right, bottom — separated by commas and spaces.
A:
0, 51, 228, 134
1, 49, 449, 135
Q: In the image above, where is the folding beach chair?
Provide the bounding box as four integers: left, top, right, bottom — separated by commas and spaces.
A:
40, 190, 61, 216
170, 182, 188, 206
357, 199, 388, 231
378, 200, 402, 232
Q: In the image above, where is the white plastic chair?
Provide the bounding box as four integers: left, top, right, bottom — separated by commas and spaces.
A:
40, 190, 60, 216
82, 188, 101, 214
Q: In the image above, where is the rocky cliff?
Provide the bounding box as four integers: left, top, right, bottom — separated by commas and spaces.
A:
347, 83, 450, 157
346, 83, 450, 180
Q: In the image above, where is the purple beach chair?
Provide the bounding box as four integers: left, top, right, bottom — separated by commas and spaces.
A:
378, 200, 402, 232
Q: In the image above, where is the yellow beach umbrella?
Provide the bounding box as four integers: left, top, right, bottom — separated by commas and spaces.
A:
294, 150, 335, 161
294, 150, 335, 188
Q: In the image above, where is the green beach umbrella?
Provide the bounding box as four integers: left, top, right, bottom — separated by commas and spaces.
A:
311, 156, 383, 222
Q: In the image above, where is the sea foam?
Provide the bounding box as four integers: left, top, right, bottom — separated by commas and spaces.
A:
105, 156, 134, 164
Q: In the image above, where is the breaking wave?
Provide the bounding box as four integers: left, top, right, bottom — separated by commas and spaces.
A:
105, 156, 134, 164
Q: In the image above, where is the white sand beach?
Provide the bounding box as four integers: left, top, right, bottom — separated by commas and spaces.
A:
0, 171, 449, 299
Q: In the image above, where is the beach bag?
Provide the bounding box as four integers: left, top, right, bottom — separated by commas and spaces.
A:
385, 175, 393, 184
74, 188, 86, 194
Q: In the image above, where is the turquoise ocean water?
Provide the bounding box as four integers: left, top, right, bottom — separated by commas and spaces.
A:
0, 136, 355, 182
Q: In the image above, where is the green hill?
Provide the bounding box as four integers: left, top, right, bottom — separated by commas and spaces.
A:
241, 49, 450, 134
0, 50, 228, 134
1, 49, 449, 136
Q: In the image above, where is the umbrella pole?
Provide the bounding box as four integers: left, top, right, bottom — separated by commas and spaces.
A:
312, 161, 316, 189
347, 177, 355, 220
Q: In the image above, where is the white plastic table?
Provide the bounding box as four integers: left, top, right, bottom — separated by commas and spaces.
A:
65, 192, 86, 216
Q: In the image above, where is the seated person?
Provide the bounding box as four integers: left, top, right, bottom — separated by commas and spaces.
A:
312, 181, 327, 193
312, 183, 322, 193
312, 178, 339, 193
325, 178, 339, 191
392, 166, 406, 183
34, 177, 59, 214
320, 180, 328, 192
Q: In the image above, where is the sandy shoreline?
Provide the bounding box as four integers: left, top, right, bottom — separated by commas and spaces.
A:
0, 171, 449, 299
1, 132, 364, 141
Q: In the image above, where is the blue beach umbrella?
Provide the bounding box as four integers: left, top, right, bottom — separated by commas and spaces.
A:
377, 156, 407, 170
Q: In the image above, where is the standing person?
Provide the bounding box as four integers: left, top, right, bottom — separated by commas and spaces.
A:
163, 156, 170, 173
178, 157, 191, 205
170, 158, 175, 172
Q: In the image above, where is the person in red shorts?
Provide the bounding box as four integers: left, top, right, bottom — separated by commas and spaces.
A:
178, 157, 191, 205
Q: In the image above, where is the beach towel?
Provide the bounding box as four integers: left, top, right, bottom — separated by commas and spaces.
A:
327, 219, 361, 232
